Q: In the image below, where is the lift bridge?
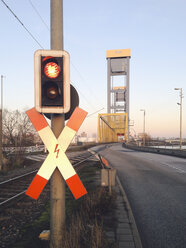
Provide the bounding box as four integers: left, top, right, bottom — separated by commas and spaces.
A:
97, 113, 128, 143
97, 49, 131, 143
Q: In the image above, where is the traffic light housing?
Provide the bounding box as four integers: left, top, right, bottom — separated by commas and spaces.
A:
34, 50, 70, 114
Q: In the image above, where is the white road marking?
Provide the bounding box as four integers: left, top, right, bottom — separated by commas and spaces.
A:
160, 162, 186, 174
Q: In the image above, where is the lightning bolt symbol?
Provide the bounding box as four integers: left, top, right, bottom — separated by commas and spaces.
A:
54, 144, 60, 158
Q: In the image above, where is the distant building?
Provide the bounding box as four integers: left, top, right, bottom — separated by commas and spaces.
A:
71, 132, 97, 144
80, 132, 87, 137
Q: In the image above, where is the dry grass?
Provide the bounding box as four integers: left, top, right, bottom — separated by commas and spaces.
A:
63, 187, 117, 248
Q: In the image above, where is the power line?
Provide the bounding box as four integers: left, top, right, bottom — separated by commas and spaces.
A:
87, 108, 105, 118
27, 1, 104, 110
0, 0, 43, 48
28, 0, 50, 31
1, 0, 105, 112
71, 61, 104, 105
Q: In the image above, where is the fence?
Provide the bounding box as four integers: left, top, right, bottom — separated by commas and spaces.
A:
3, 145, 45, 154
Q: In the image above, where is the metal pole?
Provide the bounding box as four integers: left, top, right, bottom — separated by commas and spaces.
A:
0, 75, 3, 171
143, 110, 145, 146
1, 75, 3, 111
107, 58, 111, 113
126, 57, 130, 141
140, 109, 145, 146
144, 110, 145, 135
180, 89, 182, 150
174, 88, 183, 150
50, 1, 65, 248
108, 169, 112, 195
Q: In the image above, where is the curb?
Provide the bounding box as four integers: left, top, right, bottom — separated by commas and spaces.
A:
89, 148, 143, 248
116, 175, 143, 248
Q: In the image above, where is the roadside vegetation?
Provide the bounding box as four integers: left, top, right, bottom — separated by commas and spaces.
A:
11, 161, 118, 248
1, 109, 96, 173
2, 109, 40, 172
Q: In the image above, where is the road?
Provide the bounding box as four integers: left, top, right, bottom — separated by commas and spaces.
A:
92, 143, 186, 248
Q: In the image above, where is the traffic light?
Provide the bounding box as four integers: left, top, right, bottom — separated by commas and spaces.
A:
34, 50, 70, 114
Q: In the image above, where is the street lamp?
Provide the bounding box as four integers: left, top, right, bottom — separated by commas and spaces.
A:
174, 88, 183, 150
140, 109, 146, 146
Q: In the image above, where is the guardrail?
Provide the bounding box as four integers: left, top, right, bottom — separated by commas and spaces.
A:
3, 145, 45, 154
123, 143, 186, 159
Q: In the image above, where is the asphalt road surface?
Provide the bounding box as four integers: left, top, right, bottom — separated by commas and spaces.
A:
93, 143, 186, 248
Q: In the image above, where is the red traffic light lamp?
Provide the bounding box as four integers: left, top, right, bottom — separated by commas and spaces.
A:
44, 61, 60, 79
34, 50, 70, 114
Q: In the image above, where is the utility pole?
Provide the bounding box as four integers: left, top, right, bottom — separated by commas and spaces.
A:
50, 0, 65, 247
0, 75, 3, 171
174, 88, 183, 150
140, 109, 145, 146
1, 75, 3, 112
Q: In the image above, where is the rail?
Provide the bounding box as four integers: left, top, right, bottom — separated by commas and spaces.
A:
0, 151, 95, 210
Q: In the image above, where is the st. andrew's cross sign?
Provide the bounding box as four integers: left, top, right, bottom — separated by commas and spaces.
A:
26, 107, 87, 200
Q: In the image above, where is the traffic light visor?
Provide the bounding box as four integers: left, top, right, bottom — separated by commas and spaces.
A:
44, 62, 60, 79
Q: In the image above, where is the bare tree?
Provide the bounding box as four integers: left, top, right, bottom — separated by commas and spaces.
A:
3, 109, 39, 147
1, 109, 42, 171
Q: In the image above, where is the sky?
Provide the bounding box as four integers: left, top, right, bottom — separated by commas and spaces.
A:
0, 0, 186, 138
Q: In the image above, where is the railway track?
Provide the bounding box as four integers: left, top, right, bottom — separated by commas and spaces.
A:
0, 150, 95, 210
0, 170, 37, 210
0, 150, 98, 247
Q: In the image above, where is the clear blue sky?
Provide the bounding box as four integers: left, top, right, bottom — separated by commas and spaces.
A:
0, 0, 186, 138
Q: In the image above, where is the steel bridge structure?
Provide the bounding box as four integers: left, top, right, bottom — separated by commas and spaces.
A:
97, 49, 131, 143
97, 113, 128, 143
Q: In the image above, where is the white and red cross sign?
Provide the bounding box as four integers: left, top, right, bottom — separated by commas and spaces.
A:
25, 107, 88, 200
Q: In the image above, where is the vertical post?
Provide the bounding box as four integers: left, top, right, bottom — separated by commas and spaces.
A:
174, 88, 183, 150
0, 109, 2, 171
114, 91, 116, 113
108, 169, 112, 195
180, 88, 182, 150
0, 76, 2, 171
125, 113, 128, 142
107, 58, 111, 113
50, 1, 65, 248
126, 57, 130, 141
143, 110, 145, 146
140, 109, 145, 146
1, 75, 3, 112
